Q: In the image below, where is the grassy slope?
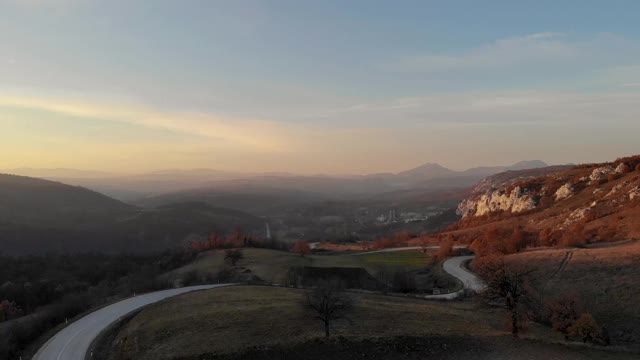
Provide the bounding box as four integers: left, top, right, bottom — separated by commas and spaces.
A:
105, 286, 636, 360
508, 241, 640, 347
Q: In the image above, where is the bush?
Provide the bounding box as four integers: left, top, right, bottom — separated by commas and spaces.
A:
568, 313, 604, 344
546, 295, 581, 338
292, 240, 311, 257
434, 235, 454, 260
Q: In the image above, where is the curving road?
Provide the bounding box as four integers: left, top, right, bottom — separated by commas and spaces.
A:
424, 255, 485, 300
33, 284, 231, 360
442, 255, 485, 292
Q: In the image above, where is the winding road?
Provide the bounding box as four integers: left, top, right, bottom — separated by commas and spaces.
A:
33, 251, 485, 359
442, 255, 486, 292
32, 284, 231, 360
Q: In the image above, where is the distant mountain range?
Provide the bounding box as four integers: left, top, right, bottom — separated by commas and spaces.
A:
0, 174, 264, 255
2, 160, 549, 203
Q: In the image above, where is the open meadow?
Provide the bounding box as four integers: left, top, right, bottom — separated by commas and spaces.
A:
100, 286, 637, 360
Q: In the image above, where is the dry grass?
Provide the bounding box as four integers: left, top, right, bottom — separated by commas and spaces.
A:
508, 241, 640, 347
105, 286, 637, 360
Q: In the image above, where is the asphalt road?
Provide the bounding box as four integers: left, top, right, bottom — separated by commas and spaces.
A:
32, 284, 231, 360
442, 255, 486, 292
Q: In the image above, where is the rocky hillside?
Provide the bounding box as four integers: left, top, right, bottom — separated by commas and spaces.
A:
448, 155, 640, 248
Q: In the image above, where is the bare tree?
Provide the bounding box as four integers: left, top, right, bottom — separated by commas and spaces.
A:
474, 255, 532, 337
224, 249, 244, 266
304, 280, 354, 337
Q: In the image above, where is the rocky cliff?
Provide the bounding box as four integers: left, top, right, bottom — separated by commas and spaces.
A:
451, 155, 640, 242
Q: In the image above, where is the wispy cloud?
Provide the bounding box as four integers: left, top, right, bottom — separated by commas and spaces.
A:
386, 33, 639, 74
0, 94, 293, 153
325, 91, 640, 126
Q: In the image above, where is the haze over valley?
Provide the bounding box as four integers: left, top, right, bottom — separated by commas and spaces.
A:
2, 1, 640, 359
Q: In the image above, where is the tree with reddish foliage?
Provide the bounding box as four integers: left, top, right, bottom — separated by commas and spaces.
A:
292, 240, 311, 257
538, 228, 553, 247
562, 223, 586, 247
597, 225, 616, 242
435, 234, 454, 260
607, 173, 619, 182
209, 232, 222, 249
470, 226, 499, 257
373, 237, 401, 250
504, 227, 527, 254
393, 231, 414, 246
418, 234, 431, 253
474, 255, 532, 337
569, 313, 604, 344
636, 164, 640, 172
546, 294, 581, 339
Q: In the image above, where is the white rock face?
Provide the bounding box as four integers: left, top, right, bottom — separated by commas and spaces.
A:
555, 183, 574, 201
563, 207, 591, 227
630, 187, 640, 200
589, 166, 614, 182
457, 186, 537, 217
606, 183, 625, 198
615, 163, 629, 174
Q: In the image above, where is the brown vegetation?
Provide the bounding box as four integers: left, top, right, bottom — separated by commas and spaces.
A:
292, 240, 311, 257
445, 155, 640, 257
569, 313, 605, 345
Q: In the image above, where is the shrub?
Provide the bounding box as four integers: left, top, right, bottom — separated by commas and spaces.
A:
636, 164, 640, 172
546, 295, 581, 338
568, 313, 604, 344
292, 240, 311, 257
562, 223, 586, 247
435, 235, 454, 260
607, 173, 619, 182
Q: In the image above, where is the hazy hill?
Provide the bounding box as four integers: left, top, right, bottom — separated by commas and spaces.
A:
0, 173, 133, 229
132, 161, 549, 212
6, 161, 549, 202
0, 174, 264, 255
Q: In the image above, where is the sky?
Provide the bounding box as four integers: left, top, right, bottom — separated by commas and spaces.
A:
1, 0, 640, 174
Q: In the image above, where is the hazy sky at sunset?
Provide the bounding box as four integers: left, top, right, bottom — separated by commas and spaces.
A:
2, 0, 640, 174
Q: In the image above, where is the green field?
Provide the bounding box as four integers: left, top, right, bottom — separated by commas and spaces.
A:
166, 248, 434, 287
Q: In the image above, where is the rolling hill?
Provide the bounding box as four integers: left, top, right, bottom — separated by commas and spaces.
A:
0, 174, 264, 255
6, 161, 549, 203
0, 173, 134, 229
133, 161, 549, 213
